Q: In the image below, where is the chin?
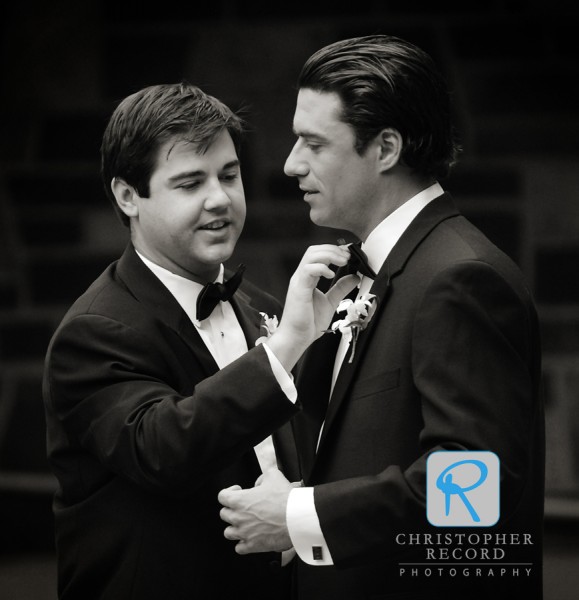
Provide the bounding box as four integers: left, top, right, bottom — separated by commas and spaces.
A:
310, 212, 338, 230
203, 236, 237, 257
309, 209, 328, 227
209, 248, 236, 267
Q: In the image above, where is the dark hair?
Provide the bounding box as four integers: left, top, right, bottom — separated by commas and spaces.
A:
101, 82, 244, 226
298, 35, 460, 179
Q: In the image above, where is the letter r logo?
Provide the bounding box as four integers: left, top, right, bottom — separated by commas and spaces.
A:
426, 451, 500, 527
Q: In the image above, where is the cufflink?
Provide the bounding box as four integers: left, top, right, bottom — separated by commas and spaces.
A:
312, 546, 323, 561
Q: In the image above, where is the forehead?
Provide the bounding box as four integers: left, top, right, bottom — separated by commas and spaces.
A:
293, 89, 348, 135
154, 130, 237, 171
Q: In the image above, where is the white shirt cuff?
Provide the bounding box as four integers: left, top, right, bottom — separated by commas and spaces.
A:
262, 343, 297, 404
287, 487, 334, 566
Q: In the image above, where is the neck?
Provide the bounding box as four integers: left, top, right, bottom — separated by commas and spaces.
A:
357, 174, 436, 241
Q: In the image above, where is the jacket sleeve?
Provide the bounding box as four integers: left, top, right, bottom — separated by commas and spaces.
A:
44, 312, 299, 494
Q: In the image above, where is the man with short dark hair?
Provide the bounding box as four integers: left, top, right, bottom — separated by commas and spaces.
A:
43, 82, 357, 599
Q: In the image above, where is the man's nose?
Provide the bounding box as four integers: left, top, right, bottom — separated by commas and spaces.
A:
284, 142, 308, 177
204, 179, 232, 211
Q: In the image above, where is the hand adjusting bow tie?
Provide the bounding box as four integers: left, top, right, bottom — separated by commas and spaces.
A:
343, 241, 377, 279
196, 264, 246, 321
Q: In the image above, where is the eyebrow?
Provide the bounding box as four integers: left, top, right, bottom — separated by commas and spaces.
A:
292, 127, 327, 142
167, 159, 240, 183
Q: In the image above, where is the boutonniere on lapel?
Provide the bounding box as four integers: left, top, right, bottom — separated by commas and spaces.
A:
328, 293, 377, 363
255, 312, 279, 346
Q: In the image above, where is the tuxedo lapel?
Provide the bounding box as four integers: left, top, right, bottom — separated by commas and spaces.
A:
116, 245, 219, 377
229, 286, 263, 348
315, 277, 388, 454
316, 194, 460, 455
294, 325, 342, 480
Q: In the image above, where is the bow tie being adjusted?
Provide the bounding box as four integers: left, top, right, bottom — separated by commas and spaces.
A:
196, 264, 246, 321
343, 241, 376, 279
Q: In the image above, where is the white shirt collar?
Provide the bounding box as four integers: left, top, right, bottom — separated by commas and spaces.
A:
361, 182, 444, 274
135, 250, 224, 324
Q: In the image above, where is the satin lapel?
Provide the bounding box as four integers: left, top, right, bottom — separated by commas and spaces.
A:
228, 287, 263, 348
115, 245, 219, 377
316, 194, 460, 454
294, 329, 342, 480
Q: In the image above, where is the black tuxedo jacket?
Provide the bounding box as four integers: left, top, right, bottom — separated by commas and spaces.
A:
43, 244, 300, 600
292, 194, 544, 600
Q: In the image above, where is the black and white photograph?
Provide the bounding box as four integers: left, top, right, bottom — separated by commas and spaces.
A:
1, 2, 578, 599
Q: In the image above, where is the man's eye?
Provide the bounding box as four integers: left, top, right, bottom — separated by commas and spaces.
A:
178, 181, 201, 190
221, 172, 239, 182
306, 143, 321, 152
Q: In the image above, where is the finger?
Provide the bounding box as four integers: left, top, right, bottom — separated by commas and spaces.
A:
223, 525, 241, 541
302, 243, 348, 256
300, 245, 350, 267
219, 507, 237, 525
325, 274, 360, 307
217, 485, 242, 506
234, 540, 251, 555
293, 264, 336, 285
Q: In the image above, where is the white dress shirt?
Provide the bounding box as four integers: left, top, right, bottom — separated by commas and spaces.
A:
286, 183, 444, 566
135, 251, 297, 473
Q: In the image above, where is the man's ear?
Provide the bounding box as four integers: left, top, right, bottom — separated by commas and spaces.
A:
376, 128, 403, 173
111, 177, 139, 219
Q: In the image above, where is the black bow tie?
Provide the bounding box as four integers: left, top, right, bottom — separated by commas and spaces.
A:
196, 264, 246, 321
344, 241, 376, 279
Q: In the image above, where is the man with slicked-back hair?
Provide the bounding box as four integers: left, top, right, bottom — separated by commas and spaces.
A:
220, 36, 544, 600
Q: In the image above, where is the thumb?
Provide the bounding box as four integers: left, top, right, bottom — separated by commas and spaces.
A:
325, 274, 359, 308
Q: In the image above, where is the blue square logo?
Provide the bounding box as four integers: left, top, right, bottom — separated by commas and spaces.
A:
427, 451, 500, 527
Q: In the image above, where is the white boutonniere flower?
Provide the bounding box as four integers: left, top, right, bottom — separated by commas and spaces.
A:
255, 312, 279, 346
329, 293, 377, 363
